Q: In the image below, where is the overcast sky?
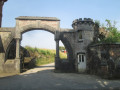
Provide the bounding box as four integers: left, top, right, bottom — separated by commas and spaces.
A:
2, 0, 120, 49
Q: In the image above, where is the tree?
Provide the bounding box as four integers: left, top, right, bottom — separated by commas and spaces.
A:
95, 20, 100, 26
99, 19, 120, 43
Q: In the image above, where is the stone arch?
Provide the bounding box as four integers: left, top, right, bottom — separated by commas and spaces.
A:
19, 26, 73, 62
20, 26, 70, 58
61, 38, 74, 61
20, 24, 57, 35
5, 39, 16, 61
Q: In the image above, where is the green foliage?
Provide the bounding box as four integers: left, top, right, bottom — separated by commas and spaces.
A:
25, 46, 35, 52
95, 20, 100, 26
59, 46, 67, 59
59, 46, 65, 51
99, 19, 120, 43
24, 46, 67, 66
36, 57, 54, 66
59, 51, 67, 59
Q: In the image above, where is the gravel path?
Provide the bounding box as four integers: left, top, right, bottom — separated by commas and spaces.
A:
0, 63, 120, 90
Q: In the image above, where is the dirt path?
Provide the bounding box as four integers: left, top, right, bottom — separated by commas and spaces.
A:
0, 63, 120, 90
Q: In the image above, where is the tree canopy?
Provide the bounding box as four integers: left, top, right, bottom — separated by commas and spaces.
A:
99, 19, 120, 43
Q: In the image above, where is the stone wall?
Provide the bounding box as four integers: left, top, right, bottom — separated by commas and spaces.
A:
88, 44, 120, 78
0, 31, 13, 72
0, 32, 12, 51
54, 31, 76, 72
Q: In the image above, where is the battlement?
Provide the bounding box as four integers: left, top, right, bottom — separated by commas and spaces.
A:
72, 18, 95, 31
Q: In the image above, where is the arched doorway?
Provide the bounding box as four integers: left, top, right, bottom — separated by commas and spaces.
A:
21, 30, 56, 69
20, 29, 70, 70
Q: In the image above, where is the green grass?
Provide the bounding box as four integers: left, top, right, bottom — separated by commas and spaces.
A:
25, 46, 67, 66
36, 57, 54, 66
59, 51, 67, 59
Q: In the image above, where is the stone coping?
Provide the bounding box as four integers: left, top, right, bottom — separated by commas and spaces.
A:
16, 16, 60, 21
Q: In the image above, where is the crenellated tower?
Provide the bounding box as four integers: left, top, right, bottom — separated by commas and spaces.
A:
72, 18, 95, 73
72, 18, 94, 31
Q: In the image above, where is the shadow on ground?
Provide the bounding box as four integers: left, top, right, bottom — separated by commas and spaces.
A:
0, 63, 120, 90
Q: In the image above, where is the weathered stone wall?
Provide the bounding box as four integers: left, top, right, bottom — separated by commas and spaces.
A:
61, 31, 75, 59
88, 44, 120, 78
0, 32, 12, 51
0, 31, 12, 66
15, 16, 60, 39
74, 30, 94, 53
16, 16, 60, 33
18, 20, 59, 29
0, 29, 15, 73
59, 31, 76, 71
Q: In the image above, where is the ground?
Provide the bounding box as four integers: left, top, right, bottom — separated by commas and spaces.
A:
0, 63, 120, 90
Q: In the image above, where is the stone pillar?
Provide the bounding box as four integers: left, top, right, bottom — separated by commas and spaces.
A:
15, 38, 20, 59
55, 31, 61, 70
15, 38, 20, 73
55, 31, 60, 58
55, 39, 61, 70
56, 40, 59, 58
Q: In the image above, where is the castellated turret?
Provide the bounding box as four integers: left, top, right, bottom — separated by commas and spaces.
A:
72, 18, 95, 68
72, 18, 95, 31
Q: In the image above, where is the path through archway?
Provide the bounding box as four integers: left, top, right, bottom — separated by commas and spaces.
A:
20, 30, 68, 70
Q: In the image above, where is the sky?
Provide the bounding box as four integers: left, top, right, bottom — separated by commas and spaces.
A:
2, 0, 120, 49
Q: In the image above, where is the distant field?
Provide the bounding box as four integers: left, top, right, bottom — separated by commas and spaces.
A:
25, 46, 67, 66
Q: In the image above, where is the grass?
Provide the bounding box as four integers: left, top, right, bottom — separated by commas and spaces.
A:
36, 57, 55, 66
59, 51, 67, 59
25, 46, 67, 66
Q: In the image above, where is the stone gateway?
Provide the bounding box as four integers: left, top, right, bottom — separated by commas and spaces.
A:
0, 16, 97, 74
